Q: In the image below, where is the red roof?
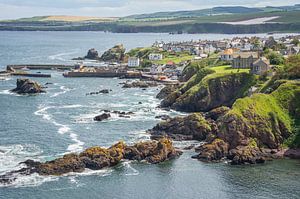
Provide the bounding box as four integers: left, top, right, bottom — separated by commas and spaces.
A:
166, 61, 175, 65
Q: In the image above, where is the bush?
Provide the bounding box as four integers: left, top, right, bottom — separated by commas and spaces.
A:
267, 52, 284, 65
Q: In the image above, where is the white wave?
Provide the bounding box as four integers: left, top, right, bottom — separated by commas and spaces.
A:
35, 105, 85, 153
0, 77, 11, 81
67, 133, 84, 153
0, 173, 59, 188
58, 126, 71, 135
48, 51, 78, 61
0, 144, 42, 174
51, 85, 72, 98
0, 89, 21, 96
122, 161, 139, 176
128, 130, 151, 144
34, 106, 53, 121
63, 168, 113, 177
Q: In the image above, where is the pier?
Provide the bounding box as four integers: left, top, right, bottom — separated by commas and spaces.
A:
7, 64, 76, 71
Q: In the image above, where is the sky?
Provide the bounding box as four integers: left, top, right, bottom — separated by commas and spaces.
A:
0, 0, 299, 20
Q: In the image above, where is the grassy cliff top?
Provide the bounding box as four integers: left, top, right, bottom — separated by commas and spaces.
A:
228, 81, 300, 148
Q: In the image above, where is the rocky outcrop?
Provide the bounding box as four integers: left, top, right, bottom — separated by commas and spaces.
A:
84, 48, 100, 60
228, 145, 266, 165
124, 138, 182, 164
11, 79, 45, 94
161, 73, 256, 112
156, 84, 180, 99
149, 113, 214, 141
193, 81, 300, 164
193, 139, 229, 162
94, 113, 111, 121
122, 81, 158, 88
0, 139, 181, 183
100, 44, 125, 62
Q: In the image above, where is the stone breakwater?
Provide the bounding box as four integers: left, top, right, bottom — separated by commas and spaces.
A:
0, 138, 182, 185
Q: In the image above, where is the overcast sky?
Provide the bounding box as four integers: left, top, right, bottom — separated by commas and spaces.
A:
0, 0, 299, 20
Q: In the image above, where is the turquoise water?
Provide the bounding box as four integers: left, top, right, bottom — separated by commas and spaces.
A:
0, 31, 299, 199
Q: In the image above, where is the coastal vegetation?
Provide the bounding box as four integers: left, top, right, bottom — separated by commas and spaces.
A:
154, 51, 300, 164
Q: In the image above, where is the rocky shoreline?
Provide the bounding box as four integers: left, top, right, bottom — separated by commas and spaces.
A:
0, 138, 181, 185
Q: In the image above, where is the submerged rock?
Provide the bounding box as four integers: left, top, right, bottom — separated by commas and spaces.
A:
94, 113, 111, 121
0, 138, 181, 183
11, 79, 45, 94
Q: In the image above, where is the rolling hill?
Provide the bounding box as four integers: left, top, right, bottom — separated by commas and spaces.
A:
0, 5, 300, 33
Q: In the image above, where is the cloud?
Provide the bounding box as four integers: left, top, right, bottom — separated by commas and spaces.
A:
0, 0, 299, 19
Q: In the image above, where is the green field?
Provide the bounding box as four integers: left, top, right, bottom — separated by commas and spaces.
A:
210, 65, 250, 74
1, 5, 300, 33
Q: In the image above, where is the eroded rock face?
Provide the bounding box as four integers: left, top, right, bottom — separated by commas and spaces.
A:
161, 73, 255, 112
193, 139, 229, 162
85, 48, 100, 60
11, 79, 45, 94
228, 145, 266, 165
0, 139, 181, 184
124, 138, 182, 164
149, 113, 214, 141
156, 84, 180, 99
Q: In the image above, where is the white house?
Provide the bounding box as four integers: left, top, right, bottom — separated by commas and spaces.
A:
149, 53, 163, 61
220, 49, 234, 61
150, 65, 163, 74
128, 57, 140, 67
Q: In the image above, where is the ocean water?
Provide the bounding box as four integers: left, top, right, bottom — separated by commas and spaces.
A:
0, 31, 299, 199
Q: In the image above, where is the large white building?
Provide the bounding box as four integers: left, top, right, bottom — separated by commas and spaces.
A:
149, 53, 163, 61
128, 57, 140, 67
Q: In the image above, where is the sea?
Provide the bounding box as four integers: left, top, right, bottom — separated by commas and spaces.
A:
0, 31, 299, 199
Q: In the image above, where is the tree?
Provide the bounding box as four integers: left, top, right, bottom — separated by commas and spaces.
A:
267, 52, 284, 65
285, 54, 300, 79
291, 38, 300, 46
140, 60, 152, 68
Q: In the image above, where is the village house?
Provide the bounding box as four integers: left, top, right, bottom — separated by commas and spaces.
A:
250, 57, 271, 75
127, 57, 140, 67
220, 49, 234, 61
149, 53, 163, 61
232, 51, 259, 69
150, 65, 164, 75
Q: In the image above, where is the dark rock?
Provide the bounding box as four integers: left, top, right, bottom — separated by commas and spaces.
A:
149, 113, 213, 141
193, 139, 229, 162
85, 48, 100, 60
156, 84, 180, 99
99, 89, 110, 94
45, 82, 53, 85
94, 113, 111, 121
228, 145, 266, 165
100, 44, 125, 62
205, 106, 230, 121
155, 115, 171, 121
122, 81, 158, 88
11, 79, 45, 94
